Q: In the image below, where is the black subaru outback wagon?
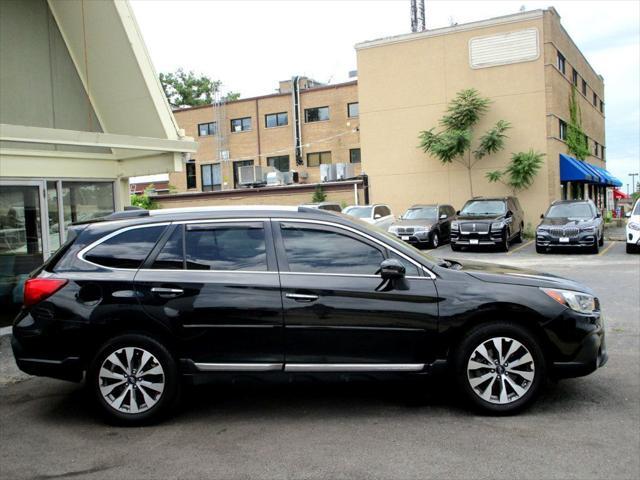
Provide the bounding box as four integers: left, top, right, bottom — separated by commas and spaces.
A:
12, 206, 607, 424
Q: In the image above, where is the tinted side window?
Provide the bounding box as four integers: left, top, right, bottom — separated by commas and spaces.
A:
281, 225, 384, 275
151, 227, 184, 270
185, 225, 267, 271
85, 226, 166, 269
389, 252, 420, 277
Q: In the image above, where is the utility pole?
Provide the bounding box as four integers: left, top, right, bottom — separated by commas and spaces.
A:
629, 173, 638, 193
410, 0, 426, 33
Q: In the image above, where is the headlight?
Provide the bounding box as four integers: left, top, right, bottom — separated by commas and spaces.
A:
451, 221, 459, 230
629, 222, 640, 231
414, 226, 430, 233
541, 288, 599, 314
491, 222, 504, 230
580, 226, 596, 233
388, 226, 398, 233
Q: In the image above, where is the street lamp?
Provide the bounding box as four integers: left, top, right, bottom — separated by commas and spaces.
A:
630, 173, 639, 193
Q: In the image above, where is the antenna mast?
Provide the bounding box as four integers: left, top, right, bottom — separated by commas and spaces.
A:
411, 0, 426, 33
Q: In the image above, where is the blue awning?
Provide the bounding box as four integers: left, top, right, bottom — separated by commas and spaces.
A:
580, 161, 608, 184
591, 164, 623, 187
559, 154, 597, 183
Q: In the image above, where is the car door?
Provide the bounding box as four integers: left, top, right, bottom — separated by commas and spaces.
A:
274, 220, 439, 370
134, 220, 284, 369
438, 206, 451, 238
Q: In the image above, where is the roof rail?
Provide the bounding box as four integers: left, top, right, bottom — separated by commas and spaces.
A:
297, 206, 337, 215
104, 208, 150, 220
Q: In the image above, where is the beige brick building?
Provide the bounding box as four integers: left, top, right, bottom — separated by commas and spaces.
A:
168, 78, 361, 196
356, 7, 616, 227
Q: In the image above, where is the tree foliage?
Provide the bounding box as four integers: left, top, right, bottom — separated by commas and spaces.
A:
159, 69, 239, 108
130, 185, 158, 210
566, 86, 590, 160
486, 149, 545, 194
311, 184, 327, 203
418, 89, 510, 196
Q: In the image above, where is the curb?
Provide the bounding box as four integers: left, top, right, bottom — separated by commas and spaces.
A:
0, 327, 12, 338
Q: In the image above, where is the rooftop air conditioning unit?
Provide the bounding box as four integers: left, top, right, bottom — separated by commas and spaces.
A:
238, 165, 266, 187
335, 163, 355, 180
320, 164, 337, 182
266, 170, 285, 186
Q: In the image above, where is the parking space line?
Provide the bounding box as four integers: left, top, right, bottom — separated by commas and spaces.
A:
598, 241, 616, 256
507, 239, 533, 255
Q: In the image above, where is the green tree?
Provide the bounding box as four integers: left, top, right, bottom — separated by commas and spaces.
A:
566, 86, 590, 160
418, 89, 510, 196
130, 184, 158, 210
312, 184, 327, 203
486, 149, 545, 195
159, 69, 239, 108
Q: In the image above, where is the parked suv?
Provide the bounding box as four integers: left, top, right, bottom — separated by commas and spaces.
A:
536, 200, 604, 254
13, 206, 606, 424
342, 204, 395, 230
299, 202, 342, 213
626, 198, 640, 253
450, 197, 525, 252
388, 204, 455, 248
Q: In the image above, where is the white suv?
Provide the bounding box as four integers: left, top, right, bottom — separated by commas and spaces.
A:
626, 198, 640, 253
342, 204, 395, 230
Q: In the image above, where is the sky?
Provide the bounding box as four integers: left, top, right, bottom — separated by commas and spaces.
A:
130, 0, 640, 190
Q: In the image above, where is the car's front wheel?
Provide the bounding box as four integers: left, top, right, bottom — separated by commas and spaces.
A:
453, 322, 546, 414
499, 231, 510, 252
430, 231, 440, 249
89, 333, 180, 425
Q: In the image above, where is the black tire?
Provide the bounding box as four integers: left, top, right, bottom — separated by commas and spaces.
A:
499, 231, 510, 252
451, 243, 461, 252
514, 223, 524, 243
598, 232, 604, 246
627, 243, 638, 254
88, 333, 180, 425
590, 237, 599, 254
535, 243, 545, 254
430, 231, 440, 249
453, 322, 546, 415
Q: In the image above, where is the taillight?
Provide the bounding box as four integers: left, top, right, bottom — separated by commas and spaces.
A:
23, 278, 68, 307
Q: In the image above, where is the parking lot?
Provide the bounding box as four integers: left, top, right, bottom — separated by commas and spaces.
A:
1, 241, 638, 480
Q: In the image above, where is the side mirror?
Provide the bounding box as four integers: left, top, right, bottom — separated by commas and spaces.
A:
506, 210, 513, 218
439, 213, 447, 220
378, 259, 405, 280
596, 212, 602, 218
540, 213, 544, 219
374, 213, 382, 219
456, 210, 460, 215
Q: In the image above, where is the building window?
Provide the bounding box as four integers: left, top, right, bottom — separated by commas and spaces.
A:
347, 102, 359, 118
600, 100, 604, 113
559, 119, 567, 140
186, 161, 196, 189
593, 92, 597, 106
265, 112, 288, 128
231, 117, 251, 132
572, 68, 578, 86
304, 106, 329, 123
198, 122, 216, 136
307, 151, 332, 167
582, 79, 587, 96
557, 51, 566, 74
594, 142, 599, 158
267, 155, 290, 172
201, 163, 221, 191
349, 148, 361, 164
602, 146, 605, 160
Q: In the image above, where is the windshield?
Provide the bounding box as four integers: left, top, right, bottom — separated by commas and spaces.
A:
403, 207, 437, 220
460, 200, 506, 216
343, 206, 372, 219
546, 203, 593, 218
634, 200, 640, 216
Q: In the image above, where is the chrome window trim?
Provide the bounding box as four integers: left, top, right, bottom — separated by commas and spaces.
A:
284, 363, 425, 372
274, 217, 436, 279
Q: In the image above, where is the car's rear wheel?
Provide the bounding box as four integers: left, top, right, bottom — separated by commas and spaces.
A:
431, 231, 440, 249
89, 334, 180, 425
453, 322, 546, 414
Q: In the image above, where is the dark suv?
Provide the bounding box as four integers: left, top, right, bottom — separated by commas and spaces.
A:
450, 197, 525, 252
536, 200, 604, 254
12, 206, 606, 424
388, 204, 456, 248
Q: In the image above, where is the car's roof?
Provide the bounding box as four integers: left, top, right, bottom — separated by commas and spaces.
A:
465, 197, 511, 202
408, 204, 441, 208
550, 199, 593, 205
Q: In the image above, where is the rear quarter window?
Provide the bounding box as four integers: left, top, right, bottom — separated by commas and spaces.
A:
83, 225, 166, 269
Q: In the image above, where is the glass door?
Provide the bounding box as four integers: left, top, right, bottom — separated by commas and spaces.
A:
0, 181, 47, 305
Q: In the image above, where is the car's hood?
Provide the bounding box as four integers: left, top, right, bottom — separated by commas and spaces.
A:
629, 215, 640, 225
456, 214, 504, 222
539, 217, 595, 227
446, 259, 593, 293
393, 219, 437, 227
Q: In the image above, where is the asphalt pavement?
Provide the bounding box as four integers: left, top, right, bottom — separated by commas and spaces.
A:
1, 242, 638, 480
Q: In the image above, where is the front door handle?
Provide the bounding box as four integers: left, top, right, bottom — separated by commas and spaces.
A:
285, 293, 319, 302
151, 287, 184, 297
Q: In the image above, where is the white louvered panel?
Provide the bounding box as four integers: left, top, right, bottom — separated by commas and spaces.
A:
469, 28, 539, 69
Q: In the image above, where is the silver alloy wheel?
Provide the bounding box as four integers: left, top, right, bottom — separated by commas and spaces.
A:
466, 336, 535, 404
98, 347, 165, 414
432, 232, 439, 248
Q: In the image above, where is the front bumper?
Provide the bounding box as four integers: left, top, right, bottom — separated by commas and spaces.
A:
450, 230, 503, 246
536, 231, 597, 248
390, 231, 431, 245
626, 228, 640, 245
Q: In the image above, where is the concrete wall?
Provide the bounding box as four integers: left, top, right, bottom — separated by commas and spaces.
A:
356, 13, 549, 227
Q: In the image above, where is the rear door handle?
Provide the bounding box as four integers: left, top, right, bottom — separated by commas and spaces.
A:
285, 293, 319, 302
151, 287, 184, 297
